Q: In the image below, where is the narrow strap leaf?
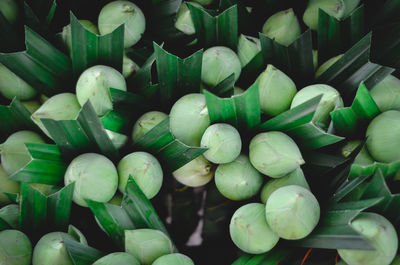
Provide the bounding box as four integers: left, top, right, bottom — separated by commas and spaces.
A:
47, 183, 75, 230
232, 247, 291, 265
0, 98, 37, 137
127, 52, 156, 94
206, 74, 235, 97
64, 239, 105, 265
68, 224, 88, 244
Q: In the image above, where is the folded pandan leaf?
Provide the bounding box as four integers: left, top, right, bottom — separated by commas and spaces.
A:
64, 239, 105, 265
70, 13, 124, 75
0, 27, 72, 96
126, 51, 157, 96
187, 3, 238, 49
205, 74, 235, 97
219, 0, 251, 32
232, 247, 291, 265
23, 0, 57, 36
0, 12, 20, 52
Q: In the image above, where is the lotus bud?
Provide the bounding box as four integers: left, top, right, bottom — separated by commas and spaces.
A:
338, 212, 398, 265
234, 86, 244, 95
315, 54, 343, 78
266, 185, 320, 239
0, 230, 31, 265
229, 203, 279, 254
303, 0, 345, 30
93, 252, 140, 265
192, 0, 215, 6
122, 54, 139, 78
173, 155, 215, 187
262, 8, 301, 47
64, 153, 118, 207
260, 168, 310, 204
0, 131, 45, 175
370, 74, 400, 112
105, 129, 128, 150
76, 65, 127, 117
174, 2, 202, 35
32, 231, 85, 265
170, 93, 210, 146
132, 111, 168, 142
201, 46, 242, 87
0, 204, 19, 228
237, 34, 261, 67
98, 1, 146, 48
125, 229, 174, 265
200, 123, 242, 164
61, 20, 99, 53
31, 93, 81, 138
291, 84, 343, 129
0, 0, 18, 24
117, 151, 163, 198
257, 64, 297, 116
249, 131, 304, 178
0, 63, 37, 100
366, 110, 400, 163
153, 253, 194, 265
313, 50, 318, 70
0, 164, 19, 204
215, 154, 263, 201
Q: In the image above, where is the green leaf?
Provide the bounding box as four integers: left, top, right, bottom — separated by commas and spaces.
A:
331, 82, 380, 136
204, 79, 261, 130
127, 52, 156, 95
316, 32, 394, 102
232, 247, 291, 265
293, 198, 383, 250
70, 12, 124, 75
259, 30, 314, 86
371, 22, 400, 69
47, 183, 75, 230
23, 0, 56, 36
68, 224, 88, 244
9, 143, 68, 185
0, 98, 37, 138
0, 27, 72, 96
205, 74, 235, 97
238, 52, 264, 88
373, 0, 400, 25
0, 13, 20, 52
188, 3, 239, 49
0, 218, 11, 231
317, 6, 365, 63
64, 239, 104, 265
349, 160, 400, 179
154, 42, 203, 104
333, 175, 370, 202
86, 200, 135, 248
41, 101, 118, 160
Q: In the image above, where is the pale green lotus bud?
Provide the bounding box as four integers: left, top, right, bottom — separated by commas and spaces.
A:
303, 0, 345, 30
0, 0, 18, 24
338, 212, 398, 265
215, 154, 263, 200
366, 110, 400, 163
262, 8, 301, 47
0, 230, 31, 265
173, 155, 215, 187
32, 231, 85, 265
64, 153, 118, 207
200, 123, 242, 164
234, 86, 244, 95
266, 185, 320, 240
291, 84, 343, 129
260, 167, 310, 204
132, 111, 168, 142
122, 54, 139, 78
93, 252, 140, 265
313, 50, 318, 70
117, 151, 163, 198
153, 253, 194, 265
201, 46, 242, 87
315, 54, 343, 78
98, 1, 146, 48
76, 65, 127, 117
61, 20, 99, 53
31, 93, 81, 138
0, 63, 37, 100
229, 203, 279, 254
105, 129, 128, 150
192, 0, 215, 6
174, 2, 202, 35
0, 164, 19, 204
170, 93, 210, 146
370, 75, 400, 112
237, 34, 261, 67
125, 229, 174, 265
0, 204, 19, 228
0, 131, 45, 175
257, 64, 297, 116
249, 131, 304, 178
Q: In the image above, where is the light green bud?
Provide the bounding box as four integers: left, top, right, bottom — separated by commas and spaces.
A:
174, 2, 202, 35
370, 74, 400, 112
0, 0, 18, 24
0, 230, 31, 265
303, 0, 345, 30
237, 34, 261, 67
61, 20, 99, 53
173, 155, 215, 187
132, 111, 168, 142
0, 63, 37, 100
315, 54, 343, 78
122, 54, 139, 78
153, 253, 194, 265
0, 164, 19, 204
93, 252, 140, 265
0, 204, 19, 228
105, 129, 128, 150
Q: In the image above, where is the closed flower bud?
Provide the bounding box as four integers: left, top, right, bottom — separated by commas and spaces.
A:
0, 63, 37, 100
153, 253, 194, 265
315, 54, 343, 78
370, 74, 400, 112
132, 111, 168, 142
93, 252, 140, 265
237, 34, 261, 67
174, 2, 201, 35
173, 155, 215, 187
0, 230, 31, 265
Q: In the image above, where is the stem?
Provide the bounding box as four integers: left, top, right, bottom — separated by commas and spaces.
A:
300, 248, 313, 265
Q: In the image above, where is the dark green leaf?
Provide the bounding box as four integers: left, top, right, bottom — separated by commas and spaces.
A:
371, 22, 400, 69
333, 175, 370, 202
70, 12, 124, 75
0, 27, 72, 96
260, 30, 314, 86
0, 13, 20, 52
0, 218, 11, 231
206, 74, 235, 97
204, 79, 261, 130
238, 52, 264, 88
349, 160, 400, 179
9, 143, 68, 185
47, 183, 75, 230
68, 224, 88, 244
232, 247, 291, 265
64, 239, 105, 265
127, 52, 156, 95
154, 42, 203, 103
188, 3, 238, 49
373, 0, 400, 25
24, 0, 56, 24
